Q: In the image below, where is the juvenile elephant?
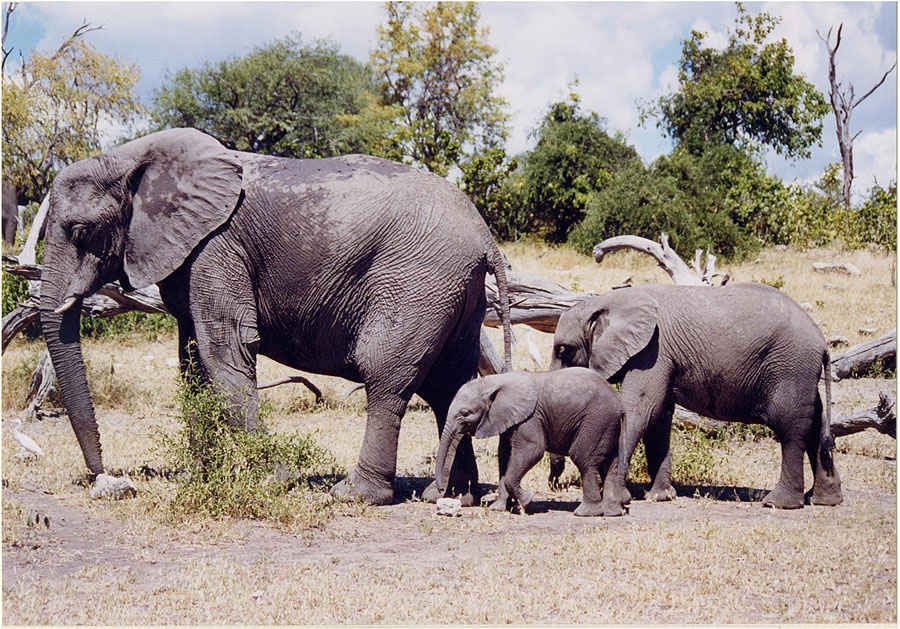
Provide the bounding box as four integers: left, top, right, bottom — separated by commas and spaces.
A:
435, 368, 627, 517
39, 127, 512, 505
551, 283, 842, 510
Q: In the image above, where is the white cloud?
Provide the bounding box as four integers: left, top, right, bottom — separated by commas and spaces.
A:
10, 1, 896, 189
852, 127, 897, 197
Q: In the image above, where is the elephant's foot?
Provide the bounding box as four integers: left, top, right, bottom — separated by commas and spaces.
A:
421, 480, 478, 507
607, 482, 632, 506
645, 484, 677, 502
574, 498, 627, 517
330, 469, 394, 506
761, 484, 804, 509
488, 495, 509, 511
90, 473, 137, 499
489, 487, 532, 514
809, 478, 843, 506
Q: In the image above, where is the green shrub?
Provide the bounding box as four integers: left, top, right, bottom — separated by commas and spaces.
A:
844, 181, 897, 250
78, 312, 176, 341
569, 145, 775, 260
156, 374, 344, 528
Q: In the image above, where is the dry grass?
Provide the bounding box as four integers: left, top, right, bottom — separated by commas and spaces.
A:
1, 242, 896, 624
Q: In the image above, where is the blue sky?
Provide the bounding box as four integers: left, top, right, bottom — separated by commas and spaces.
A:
4, 1, 897, 200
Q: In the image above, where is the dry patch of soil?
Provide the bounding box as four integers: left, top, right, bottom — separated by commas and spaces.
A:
3, 468, 895, 624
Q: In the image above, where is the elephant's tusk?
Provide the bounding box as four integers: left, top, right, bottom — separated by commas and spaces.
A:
53, 296, 78, 315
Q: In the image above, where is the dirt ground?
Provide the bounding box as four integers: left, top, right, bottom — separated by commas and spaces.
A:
3, 445, 896, 624
3, 477, 895, 587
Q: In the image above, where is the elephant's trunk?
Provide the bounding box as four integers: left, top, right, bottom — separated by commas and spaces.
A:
434, 422, 465, 495
40, 273, 104, 475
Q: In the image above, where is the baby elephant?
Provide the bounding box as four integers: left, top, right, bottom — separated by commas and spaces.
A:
435, 368, 626, 517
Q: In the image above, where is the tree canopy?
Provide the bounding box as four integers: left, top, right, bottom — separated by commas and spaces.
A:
642, 3, 830, 159
369, 1, 509, 176
520, 89, 642, 242
151, 34, 375, 158
1, 19, 142, 202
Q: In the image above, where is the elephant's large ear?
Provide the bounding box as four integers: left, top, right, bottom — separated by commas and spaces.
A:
474, 373, 539, 438
123, 129, 244, 289
588, 290, 659, 380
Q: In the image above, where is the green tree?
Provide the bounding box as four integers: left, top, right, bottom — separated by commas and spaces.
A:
521, 90, 642, 243
2, 18, 143, 202
642, 3, 829, 159
459, 148, 524, 241
369, 1, 509, 176
570, 144, 792, 259
151, 34, 375, 158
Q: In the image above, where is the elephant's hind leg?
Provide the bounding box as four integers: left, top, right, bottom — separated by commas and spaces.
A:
643, 403, 677, 502
807, 395, 843, 506
761, 437, 806, 509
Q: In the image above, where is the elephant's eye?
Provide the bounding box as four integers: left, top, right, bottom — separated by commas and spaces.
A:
67, 222, 91, 245
555, 344, 573, 360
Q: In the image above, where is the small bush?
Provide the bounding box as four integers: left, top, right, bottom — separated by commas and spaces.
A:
156, 374, 344, 529
1, 354, 41, 410
79, 312, 176, 341
627, 424, 740, 488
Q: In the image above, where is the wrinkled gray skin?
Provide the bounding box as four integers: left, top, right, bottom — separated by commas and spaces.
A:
435, 368, 626, 517
39, 127, 512, 506
2, 180, 21, 245
551, 283, 842, 510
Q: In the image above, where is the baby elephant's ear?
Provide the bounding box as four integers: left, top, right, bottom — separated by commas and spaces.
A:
474, 373, 539, 439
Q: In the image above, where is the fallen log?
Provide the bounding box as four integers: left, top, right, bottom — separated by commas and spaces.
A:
673, 394, 895, 440
831, 329, 897, 380
830, 393, 896, 438
484, 270, 592, 332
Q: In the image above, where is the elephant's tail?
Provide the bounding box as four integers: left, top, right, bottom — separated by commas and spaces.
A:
820, 350, 835, 470
488, 246, 513, 372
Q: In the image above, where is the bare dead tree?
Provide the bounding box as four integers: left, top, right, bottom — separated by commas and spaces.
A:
818, 23, 897, 209
2, 3, 15, 73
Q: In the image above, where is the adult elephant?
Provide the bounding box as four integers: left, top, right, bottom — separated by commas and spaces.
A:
40, 127, 512, 505
2, 180, 20, 245
550, 283, 842, 510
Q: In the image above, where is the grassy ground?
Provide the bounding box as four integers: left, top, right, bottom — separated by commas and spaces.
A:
2, 241, 896, 624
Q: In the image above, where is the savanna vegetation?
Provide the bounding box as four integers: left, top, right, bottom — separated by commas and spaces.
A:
1, 0, 896, 624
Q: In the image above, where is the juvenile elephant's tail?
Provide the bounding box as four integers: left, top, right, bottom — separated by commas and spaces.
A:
488, 246, 513, 372
820, 350, 836, 471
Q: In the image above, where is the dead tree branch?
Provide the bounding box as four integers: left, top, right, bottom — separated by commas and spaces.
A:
830, 392, 895, 438
674, 394, 895, 440
831, 329, 897, 380
593, 233, 729, 286
2, 3, 16, 73
818, 23, 897, 208
483, 270, 592, 332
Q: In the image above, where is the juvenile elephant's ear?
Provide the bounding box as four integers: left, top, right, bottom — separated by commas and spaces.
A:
588, 290, 659, 380
474, 373, 539, 438
123, 128, 244, 289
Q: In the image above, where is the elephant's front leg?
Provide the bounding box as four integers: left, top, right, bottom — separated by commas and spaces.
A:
331, 392, 408, 506
161, 260, 261, 431
491, 426, 544, 514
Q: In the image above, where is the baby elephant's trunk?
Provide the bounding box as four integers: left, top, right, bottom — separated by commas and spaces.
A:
434, 422, 465, 495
